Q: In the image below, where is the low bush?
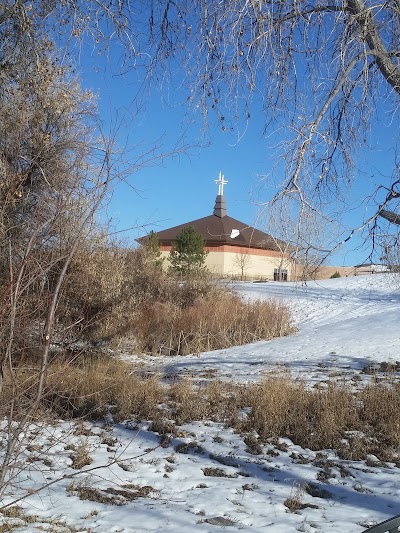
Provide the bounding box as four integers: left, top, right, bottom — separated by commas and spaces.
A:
242, 377, 359, 450
241, 377, 400, 460
0, 355, 164, 422
45, 356, 165, 422
59, 242, 167, 343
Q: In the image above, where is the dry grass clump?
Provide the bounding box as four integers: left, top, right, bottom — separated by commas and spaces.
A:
358, 382, 400, 447
69, 442, 93, 469
41, 355, 164, 421
240, 376, 398, 459
168, 379, 240, 424
202, 467, 237, 478
284, 484, 307, 512
66, 481, 155, 505
245, 377, 358, 450
42, 362, 394, 459
133, 291, 294, 355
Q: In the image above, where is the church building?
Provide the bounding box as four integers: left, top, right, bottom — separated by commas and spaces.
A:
139, 173, 293, 280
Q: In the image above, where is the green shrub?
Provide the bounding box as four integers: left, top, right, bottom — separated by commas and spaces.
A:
330, 271, 341, 278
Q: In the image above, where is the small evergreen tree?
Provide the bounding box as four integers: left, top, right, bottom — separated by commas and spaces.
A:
169, 226, 207, 275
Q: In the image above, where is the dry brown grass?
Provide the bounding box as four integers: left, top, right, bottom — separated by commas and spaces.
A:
358, 383, 400, 447
59, 243, 294, 355
60, 246, 216, 345
2, 356, 399, 463
0, 355, 164, 423
241, 376, 400, 460
66, 481, 155, 505
242, 377, 360, 450
69, 442, 93, 469
168, 379, 240, 425
44, 357, 164, 422
133, 291, 295, 355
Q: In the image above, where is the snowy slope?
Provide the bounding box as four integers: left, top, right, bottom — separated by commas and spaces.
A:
128, 274, 400, 384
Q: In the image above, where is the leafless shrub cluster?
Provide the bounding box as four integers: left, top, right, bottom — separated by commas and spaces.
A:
54, 241, 294, 354
0, 65, 112, 495
59, 243, 164, 343
58, 246, 212, 344
0, 5, 121, 497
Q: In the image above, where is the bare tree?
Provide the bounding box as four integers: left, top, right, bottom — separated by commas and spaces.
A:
135, 1, 400, 257
234, 248, 251, 280
4, 2, 400, 258
5, 0, 400, 503
381, 238, 400, 272
0, 12, 119, 494
258, 198, 330, 280
0, 2, 199, 496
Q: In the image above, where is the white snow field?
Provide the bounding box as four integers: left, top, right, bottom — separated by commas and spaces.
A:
2, 274, 400, 532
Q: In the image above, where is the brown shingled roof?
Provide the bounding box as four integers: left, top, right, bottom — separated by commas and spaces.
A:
137, 195, 286, 252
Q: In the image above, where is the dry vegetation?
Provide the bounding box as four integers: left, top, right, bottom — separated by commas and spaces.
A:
0, 181, 294, 495
2, 357, 399, 465
58, 245, 295, 354
2, 217, 398, 497
134, 292, 293, 355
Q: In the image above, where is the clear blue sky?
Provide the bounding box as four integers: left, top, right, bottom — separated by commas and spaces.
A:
78, 47, 398, 268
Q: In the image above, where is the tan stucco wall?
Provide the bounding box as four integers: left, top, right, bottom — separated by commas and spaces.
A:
160, 245, 293, 280
160, 245, 380, 280
220, 251, 292, 279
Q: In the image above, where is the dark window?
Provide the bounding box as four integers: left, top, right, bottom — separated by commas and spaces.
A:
274, 268, 288, 281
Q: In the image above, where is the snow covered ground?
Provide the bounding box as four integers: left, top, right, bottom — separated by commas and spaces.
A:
2, 274, 400, 532
127, 274, 400, 386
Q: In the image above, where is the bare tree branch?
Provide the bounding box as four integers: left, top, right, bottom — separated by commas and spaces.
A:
379, 209, 400, 225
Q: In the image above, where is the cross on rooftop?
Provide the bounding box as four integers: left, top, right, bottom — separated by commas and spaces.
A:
215, 171, 228, 196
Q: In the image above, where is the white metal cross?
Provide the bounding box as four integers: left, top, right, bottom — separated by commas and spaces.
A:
215, 171, 228, 195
